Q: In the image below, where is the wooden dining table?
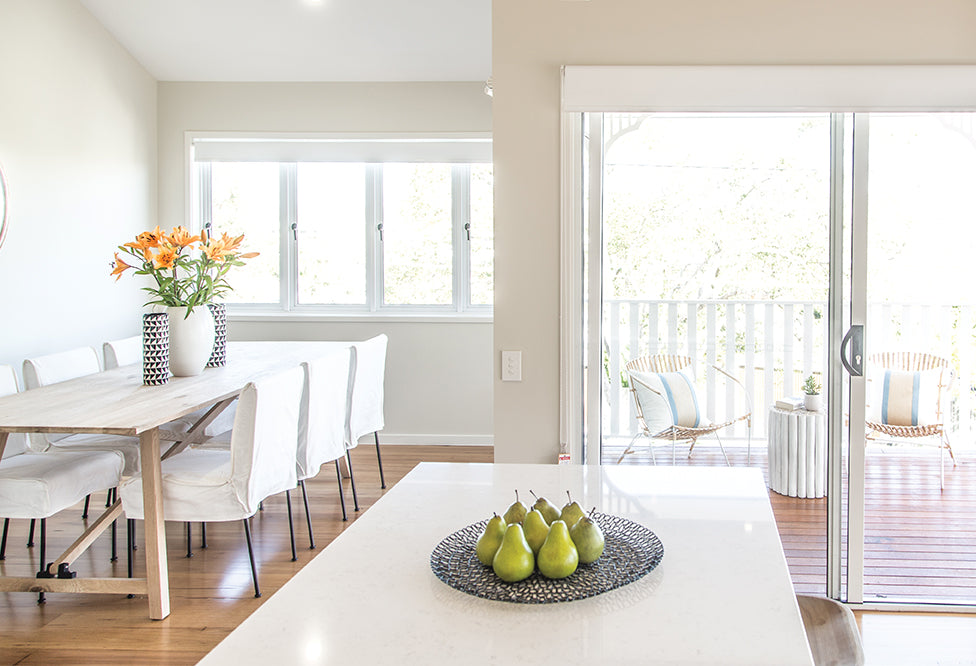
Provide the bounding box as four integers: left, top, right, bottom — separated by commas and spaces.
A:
0, 340, 355, 620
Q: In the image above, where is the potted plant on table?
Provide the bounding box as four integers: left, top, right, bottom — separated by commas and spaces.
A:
111, 225, 258, 377
802, 374, 822, 412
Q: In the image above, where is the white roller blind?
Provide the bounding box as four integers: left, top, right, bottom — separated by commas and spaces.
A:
562, 65, 976, 112
192, 134, 492, 163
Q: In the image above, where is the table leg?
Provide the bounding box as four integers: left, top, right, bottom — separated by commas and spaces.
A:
140, 428, 170, 620
0, 432, 7, 461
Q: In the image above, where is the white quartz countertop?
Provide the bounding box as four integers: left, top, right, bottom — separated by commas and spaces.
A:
199, 463, 814, 665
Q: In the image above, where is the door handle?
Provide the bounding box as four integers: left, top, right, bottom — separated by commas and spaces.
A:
841, 325, 864, 377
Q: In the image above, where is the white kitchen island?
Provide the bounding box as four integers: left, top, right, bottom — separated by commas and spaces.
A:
200, 463, 814, 665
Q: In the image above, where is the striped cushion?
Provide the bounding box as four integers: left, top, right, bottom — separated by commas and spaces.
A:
630, 369, 701, 428
867, 367, 942, 427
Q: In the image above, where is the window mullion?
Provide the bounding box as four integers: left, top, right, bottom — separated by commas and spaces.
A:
453, 165, 471, 312
281, 163, 297, 311
367, 165, 382, 312
196, 162, 212, 237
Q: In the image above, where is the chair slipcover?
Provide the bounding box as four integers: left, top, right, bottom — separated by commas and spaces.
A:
346, 334, 387, 447
0, 365, 124, 520
298, 349, 353, 481
23, 347, 141, 475
103, 336, 236, 438
119, 365, 303, 523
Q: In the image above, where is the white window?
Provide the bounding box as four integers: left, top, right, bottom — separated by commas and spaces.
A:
191, 134, 493, 315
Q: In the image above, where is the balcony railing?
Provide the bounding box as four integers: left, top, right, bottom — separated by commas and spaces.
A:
603, 299, 976, 443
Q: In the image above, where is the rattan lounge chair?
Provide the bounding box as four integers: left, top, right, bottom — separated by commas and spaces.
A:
865, 351, 955, 489
617, 354, 752, 466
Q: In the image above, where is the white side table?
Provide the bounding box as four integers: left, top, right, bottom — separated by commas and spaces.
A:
767, 406, 827, 499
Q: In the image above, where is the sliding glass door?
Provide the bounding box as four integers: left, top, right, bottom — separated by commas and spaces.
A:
577, 108, 976, 607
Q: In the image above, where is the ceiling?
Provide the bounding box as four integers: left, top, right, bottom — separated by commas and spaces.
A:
79, 0, 492, 82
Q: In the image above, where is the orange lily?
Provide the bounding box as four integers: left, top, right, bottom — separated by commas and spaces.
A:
123, 225, 165, 254
153, 247, 177, 270
202, 238, 229, 263
220, 232, 245, 253
238, 252, 260, 259
110, 253, 133, 281
167, 226, 200, 248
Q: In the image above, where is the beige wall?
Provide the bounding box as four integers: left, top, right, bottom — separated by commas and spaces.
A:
491, 0, 976, 463
157, 82, 494, 444
0, 0, 156, 381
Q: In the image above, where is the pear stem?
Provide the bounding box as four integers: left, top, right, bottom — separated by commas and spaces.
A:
529, 490, 539, 501
589, 507, 597, 516
514, 489, 519, 503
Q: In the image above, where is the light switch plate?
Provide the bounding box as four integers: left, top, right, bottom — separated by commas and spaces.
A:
502, 351, 522, 381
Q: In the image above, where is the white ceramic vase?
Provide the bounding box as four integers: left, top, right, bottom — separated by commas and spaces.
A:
804, 393, 822, 412
166, 306, 216, 377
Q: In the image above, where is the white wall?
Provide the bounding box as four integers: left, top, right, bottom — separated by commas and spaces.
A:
157, 82, 494, 444
0, 0, 156, 383
492, 0, 976, 463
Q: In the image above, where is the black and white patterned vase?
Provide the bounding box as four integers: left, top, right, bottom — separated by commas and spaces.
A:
207, 302, 227, 367
142, 312, 170, 385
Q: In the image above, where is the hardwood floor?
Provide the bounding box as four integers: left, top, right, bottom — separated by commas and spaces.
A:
0, 444, 973, 664
0, 445, 490, 665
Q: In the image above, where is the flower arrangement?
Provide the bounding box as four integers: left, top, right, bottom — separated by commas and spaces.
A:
111, 225, 258, 315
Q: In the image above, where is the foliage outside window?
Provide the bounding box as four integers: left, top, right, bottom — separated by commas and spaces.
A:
193, 137, 493, 315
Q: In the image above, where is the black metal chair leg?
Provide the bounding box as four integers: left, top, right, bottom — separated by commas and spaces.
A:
285, 490, 297, 562
82, 495, 90, 519
185, 522, 193, 558
346, 451, 360, 512
201, 522, 207, 549
127, 519, 135, 598
374, 431, 386, 489
299, 480, 315, 548
110, 489, 118, 562
0, 518, 8, 560
243, 519, 260, 598
27, 519, 35, 547
37, 519, 47, 604
105, 488, 112, 508
334, 460, 348, 522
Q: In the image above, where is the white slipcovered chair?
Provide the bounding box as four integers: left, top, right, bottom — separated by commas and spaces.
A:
292, 349, 354, 554
23, 346, 141, 476
0, 365, 124, 602
118, 365, 304, 598
342, 335, 388, 510
102, 335, 236, 439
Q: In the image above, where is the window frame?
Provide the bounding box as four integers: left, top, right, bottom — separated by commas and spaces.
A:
188, 132, 492, 318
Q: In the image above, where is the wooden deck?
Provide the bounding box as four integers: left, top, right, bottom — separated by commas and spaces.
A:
605, 437, 976, 605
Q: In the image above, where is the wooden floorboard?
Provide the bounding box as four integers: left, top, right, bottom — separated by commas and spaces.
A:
0, 445, 490, 665
1, 444, 974, 664
605, 438, 976, 604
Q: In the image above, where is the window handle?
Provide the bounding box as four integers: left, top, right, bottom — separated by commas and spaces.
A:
464, 222, 471, 241
377, 222, 384, 241
291, 222, 298, 241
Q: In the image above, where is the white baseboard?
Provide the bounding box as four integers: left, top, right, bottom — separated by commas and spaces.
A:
361, 434, 493, 447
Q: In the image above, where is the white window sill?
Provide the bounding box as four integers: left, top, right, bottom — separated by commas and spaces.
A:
227, 310, 493, 325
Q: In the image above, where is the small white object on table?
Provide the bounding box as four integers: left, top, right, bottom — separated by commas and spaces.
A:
199, 463, 814, 665
767, 406, 827, 499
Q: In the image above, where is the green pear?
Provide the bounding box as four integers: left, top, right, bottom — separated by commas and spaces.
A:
492, 524, 535, 583
536, 520, 579, 579
522, 509, 550, 555
559, 490, 586, 529
476, 513, 507, 566
569, 508, 605, 564
529, 490, 561, 525
502, 490, 528, 525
